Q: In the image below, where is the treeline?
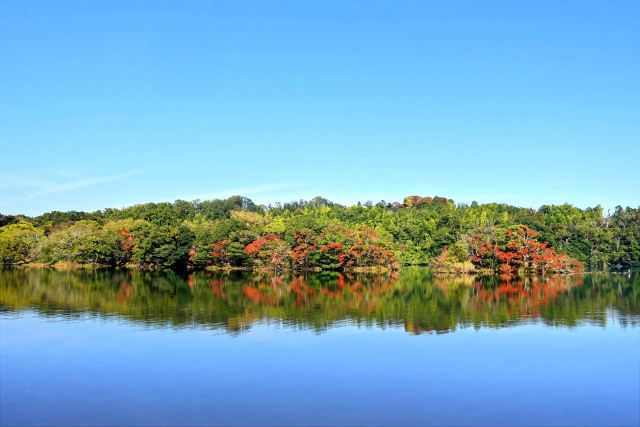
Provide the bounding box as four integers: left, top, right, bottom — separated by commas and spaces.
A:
0, 195, 639, 270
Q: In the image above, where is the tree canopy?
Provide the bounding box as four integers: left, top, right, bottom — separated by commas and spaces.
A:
1, 195, 639, 271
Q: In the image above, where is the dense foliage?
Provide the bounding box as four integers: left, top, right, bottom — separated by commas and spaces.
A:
1, 195, 639, 270
433, 225, 584, 275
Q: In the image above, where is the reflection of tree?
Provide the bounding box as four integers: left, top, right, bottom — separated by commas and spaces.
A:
470, 276, 586, 317
1, 267, 638, 334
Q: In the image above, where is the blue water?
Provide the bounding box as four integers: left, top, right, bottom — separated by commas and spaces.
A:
1, 312, 638, 426
1, 268, 639, 425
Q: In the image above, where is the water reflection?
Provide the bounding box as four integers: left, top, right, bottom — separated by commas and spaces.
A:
1, 267, 638, 334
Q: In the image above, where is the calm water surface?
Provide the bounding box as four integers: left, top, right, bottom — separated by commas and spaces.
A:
1, 267, 638, 426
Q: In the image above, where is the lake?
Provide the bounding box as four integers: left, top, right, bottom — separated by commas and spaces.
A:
1, 267, 638, 426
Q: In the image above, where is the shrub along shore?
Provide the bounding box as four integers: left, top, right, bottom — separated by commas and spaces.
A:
1, 195, 638, 274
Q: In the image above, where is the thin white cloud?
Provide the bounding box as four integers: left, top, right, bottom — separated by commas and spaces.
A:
184, 182, 304, 203
0, 171, 139, 206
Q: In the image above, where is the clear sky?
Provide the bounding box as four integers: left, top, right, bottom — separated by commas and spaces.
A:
1, 0, 638, 216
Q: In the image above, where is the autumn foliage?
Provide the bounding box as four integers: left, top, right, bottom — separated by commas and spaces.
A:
117, 229, 135, 251
403, 195, 449, 208
5, 194, 624, 271
210, 226, 398, 272
431, 244, 476, 274
243, 233, 292, 269
210, 239, 230, 265
463, 225, 583, 275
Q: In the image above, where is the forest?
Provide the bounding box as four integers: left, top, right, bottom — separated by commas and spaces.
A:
1, 195, 639, 272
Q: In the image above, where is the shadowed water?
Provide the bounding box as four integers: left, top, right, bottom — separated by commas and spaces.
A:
1, 267, 639, 426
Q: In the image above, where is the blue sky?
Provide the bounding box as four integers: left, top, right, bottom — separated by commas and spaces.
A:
1, 0, 638, 216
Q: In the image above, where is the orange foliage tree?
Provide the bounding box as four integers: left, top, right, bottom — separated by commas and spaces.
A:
230, 225, 399, 271
210, 239, 230, 266
243, 233, 292, 270
467, 225, 582, 275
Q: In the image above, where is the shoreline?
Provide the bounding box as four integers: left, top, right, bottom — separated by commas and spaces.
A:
1, 262, 619, 277
2, 262, 395, 274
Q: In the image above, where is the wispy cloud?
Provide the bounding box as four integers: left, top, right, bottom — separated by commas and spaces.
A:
0, 171, 138, 206
184, 182, 304, 203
